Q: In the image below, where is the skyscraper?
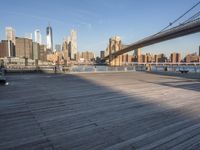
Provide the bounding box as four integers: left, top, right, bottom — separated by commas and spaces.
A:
5, 27, 16, 44
34, 29, 42, 44
46, 24, 53, 51
70, 29, 77, 59
100, 51, 105, 59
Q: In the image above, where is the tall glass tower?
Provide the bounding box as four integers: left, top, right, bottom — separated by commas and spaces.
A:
46, 24, 53, 51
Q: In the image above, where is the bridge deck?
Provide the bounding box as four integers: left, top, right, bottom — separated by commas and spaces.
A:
0, 72, 200, 150
104, 19, 200, 59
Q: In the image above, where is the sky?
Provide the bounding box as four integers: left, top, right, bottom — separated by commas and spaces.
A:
0, 0, 200, 57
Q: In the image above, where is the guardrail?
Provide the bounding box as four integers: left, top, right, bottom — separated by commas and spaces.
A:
3, 64, 200, 74
69, 66, 136, 73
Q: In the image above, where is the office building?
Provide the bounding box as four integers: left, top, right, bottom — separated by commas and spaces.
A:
142, 54, 147, 63
185, 53, 200, 63
76, 51, 95, 63
170, 52, 181, 63
62, 40, 70, 60
82, 51, 95, 61
122, 54, 133, 64
133, 48, 142, 63
46, 24, 53, 51
146, 53, 153, 63
5, 27, 16, 45
100, 51, 105, 59
0, 41, 8, 58
39, 45, 47, 61
32, 42, 39, 60
154, 53, 167, 63
15, 37, 33, 59
34, 29, 42, 44
0, 40, 15, 58
62, 29, 78, 60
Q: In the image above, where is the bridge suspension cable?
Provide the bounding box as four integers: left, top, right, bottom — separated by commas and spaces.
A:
158, 1, 200, 33
104, 1, 200, 60
182, 10, 200, 24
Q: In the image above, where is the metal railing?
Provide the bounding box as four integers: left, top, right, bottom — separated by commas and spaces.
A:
69, 65, 136, 73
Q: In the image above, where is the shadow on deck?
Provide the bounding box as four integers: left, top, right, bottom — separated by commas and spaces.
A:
0, 72, 200, 150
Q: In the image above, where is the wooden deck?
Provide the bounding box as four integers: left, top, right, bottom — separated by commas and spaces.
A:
0, 72, 200, 150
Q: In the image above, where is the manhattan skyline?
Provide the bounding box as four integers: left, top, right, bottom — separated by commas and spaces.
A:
0, 0, 200, 56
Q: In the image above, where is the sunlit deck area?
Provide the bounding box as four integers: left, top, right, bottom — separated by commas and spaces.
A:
0, 72, 200, 150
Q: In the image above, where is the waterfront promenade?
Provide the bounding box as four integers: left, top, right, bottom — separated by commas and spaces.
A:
0, 72, 200, 150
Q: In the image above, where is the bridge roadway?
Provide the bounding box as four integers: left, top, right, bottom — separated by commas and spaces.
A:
0, 72, 200, 149
104, 19, 200, 59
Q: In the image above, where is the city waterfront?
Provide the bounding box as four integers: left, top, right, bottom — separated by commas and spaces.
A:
1, 0, 200, 149
0, 72, 200, 149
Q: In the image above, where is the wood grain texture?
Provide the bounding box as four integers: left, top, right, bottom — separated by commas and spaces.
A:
0, 72, 200, 150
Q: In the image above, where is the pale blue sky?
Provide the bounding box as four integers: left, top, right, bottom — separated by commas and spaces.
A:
0, 0, 200, 57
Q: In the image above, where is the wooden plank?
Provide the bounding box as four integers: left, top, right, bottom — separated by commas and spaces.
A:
0, 72, 200, 149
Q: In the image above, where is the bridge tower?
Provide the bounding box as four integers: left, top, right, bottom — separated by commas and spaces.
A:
107, 36, 122, 66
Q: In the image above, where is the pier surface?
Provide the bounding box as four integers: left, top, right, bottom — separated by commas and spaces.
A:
0, 72, 200, 150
